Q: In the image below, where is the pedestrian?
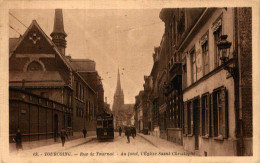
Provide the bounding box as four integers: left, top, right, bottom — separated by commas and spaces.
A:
82, 128, 87, 138
60, 128, 68, 147
14, 128, 23, 151
125, 126, 131, 143
119, 126, 122, 136
131, 127, 136, 139
133, 127, 136, 137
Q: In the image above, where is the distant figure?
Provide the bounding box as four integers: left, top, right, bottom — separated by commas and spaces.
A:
131, 127, 136, 139
82, 128, 87, 138
125, 127, 131, 143
119, 126, 122, 136
14, 128, 23, 151
60, 128, 68, 147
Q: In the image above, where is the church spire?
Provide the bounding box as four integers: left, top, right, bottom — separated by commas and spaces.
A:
50, 9, 67, 55
116, 68, 122, 94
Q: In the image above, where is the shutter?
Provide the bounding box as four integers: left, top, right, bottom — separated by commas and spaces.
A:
210, 94, 214, 137
221, 87, 228, 138
206, 94, 210, 136
183, 102, 188, 136
199, 97, 202, 136
190, 101, 194, 135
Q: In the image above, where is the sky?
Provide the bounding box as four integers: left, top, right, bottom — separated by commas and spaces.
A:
9, 9, 165, 106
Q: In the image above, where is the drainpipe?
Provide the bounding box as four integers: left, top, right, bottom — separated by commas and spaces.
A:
234, 8, 243, 156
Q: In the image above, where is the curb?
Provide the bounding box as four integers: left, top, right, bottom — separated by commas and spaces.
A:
137, 133, 158, 148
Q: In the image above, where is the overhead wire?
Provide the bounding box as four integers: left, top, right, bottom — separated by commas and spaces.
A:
9, 12, 28, 29
9, 25, 22, 36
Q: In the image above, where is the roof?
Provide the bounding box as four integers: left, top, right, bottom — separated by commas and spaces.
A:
10, 71, 64, 82
9, 71, 65, 87
69, 59, 96, 72
9, 38, 20, 56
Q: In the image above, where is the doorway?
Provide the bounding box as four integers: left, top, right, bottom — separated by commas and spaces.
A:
54, 114, 58, 142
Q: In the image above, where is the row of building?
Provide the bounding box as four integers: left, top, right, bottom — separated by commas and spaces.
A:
9, 9, 106, 142
134, 8, 252, 156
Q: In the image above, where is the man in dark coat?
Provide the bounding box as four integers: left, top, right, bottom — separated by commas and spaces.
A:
133, 127, 136, 137
131, 127, 136, 139
60, 128, 68, 147
14, 128, 23, 151
119, 126, 122, 136
125, 126, 131, 143
82, 128, 87, 138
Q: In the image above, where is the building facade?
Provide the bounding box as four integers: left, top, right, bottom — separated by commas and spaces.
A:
9, 9, 104, 141
135, 7, 252, 156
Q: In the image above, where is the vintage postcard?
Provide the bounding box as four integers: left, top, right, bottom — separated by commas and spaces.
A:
0, 0, 259, 163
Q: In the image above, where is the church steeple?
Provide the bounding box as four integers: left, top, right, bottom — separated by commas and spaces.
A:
115, 68, 122, 95
113, 68, 124, 112
50, 9, 67, 55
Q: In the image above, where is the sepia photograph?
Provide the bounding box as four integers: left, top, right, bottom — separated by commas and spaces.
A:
0, 1, 259, 162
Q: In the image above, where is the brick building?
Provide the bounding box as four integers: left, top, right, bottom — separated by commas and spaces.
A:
9, 9, 104, 141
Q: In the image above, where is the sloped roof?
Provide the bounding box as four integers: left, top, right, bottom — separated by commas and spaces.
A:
9, 38, 20, 56
10, 71, 64, 82
69, 59, 96, 72
9, 71, 65, 87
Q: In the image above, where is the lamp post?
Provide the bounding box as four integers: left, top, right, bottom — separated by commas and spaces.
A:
217, 35, 237, 78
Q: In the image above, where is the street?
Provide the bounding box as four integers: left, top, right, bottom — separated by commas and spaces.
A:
10, 132, 193, 159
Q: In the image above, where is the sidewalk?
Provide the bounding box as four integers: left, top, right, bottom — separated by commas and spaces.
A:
10, 131, 96, 153
137, 133, 195, 155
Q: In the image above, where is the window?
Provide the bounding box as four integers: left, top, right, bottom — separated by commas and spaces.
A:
201, 94, 210, 137
187, 101, 192, 135
201, 32, 209, 75
27, 61, 43, 71
79, 84, 81, 100
76, 82, 78, 98
82, 87, 84, 100
67, 116, 71, 127
86, 100, 89, 120
97, 121, 102, 128
182, 58, 187, 88
213, 15, 222, 68
190, 48, 197, 83
178, 9, 185, 37
40, 92, 49, 99
212, 87, 228, 139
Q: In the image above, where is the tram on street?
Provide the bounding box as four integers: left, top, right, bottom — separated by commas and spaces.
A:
96, 112, 114, 140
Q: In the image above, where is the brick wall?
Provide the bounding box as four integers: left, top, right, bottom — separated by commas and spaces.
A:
238, 7, 252, 138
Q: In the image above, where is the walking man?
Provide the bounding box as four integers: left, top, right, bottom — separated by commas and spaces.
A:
125, 126, 131, 143
82, 128, 87, 138
14, 128, 23, 151
119, 126, 122, 136
60, 128, 68, 147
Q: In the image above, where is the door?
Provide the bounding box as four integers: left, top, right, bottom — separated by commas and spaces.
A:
54, 114, 58, 142
194, 99, 200, 150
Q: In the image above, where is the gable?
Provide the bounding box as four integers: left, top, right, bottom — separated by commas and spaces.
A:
15, 24, 56, 54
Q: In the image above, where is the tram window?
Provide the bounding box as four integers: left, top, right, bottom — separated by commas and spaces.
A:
103, 120, 108, 128
97, 121, 102, 128
108, 120, 113, 128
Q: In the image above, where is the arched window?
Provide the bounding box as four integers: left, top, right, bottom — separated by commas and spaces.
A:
27, 61, 43, 71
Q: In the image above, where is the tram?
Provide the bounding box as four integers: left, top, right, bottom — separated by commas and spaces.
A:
96, 112, 114, 140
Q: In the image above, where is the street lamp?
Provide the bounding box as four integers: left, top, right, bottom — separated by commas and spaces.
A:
217, 35, 236, 78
